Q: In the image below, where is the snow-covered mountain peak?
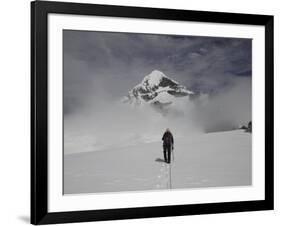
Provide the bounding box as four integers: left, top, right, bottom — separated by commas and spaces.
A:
122, 70, 194, 113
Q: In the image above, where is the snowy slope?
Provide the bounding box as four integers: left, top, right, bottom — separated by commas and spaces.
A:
64, 130, 251, 194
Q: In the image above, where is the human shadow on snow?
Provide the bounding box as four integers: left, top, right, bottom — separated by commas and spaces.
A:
155, 158, 166, 163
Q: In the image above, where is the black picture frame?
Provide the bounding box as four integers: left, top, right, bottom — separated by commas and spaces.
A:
31, 0, 274, 224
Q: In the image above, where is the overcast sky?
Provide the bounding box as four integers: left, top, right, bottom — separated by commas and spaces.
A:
63, 30, 252, 115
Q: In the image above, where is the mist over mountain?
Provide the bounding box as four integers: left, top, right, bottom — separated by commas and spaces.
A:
120, 69, 251, 128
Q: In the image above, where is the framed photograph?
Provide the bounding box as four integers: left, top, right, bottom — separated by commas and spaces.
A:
31, 1, 274, 224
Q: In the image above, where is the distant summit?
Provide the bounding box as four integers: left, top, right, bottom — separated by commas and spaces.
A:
122, 70, 194, 113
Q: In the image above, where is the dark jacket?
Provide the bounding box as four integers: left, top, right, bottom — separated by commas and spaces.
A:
162, 131, 174, 146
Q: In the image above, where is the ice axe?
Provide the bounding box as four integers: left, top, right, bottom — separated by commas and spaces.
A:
172, 145, 175, 162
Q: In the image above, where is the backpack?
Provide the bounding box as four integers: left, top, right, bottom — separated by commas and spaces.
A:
163, 132, 172, 145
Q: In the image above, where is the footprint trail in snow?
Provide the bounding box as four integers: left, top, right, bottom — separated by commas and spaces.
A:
156, 162, 171, 189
